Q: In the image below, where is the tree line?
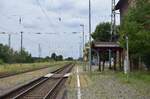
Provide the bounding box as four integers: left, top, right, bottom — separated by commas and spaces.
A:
0, 44, 33, 64
0, 44, 68, 64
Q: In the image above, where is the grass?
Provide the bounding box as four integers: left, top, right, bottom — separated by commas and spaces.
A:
115, 70, 150, 95
115, 71, 150, 83
86, 69, 150, 98
0, 61, 68, 75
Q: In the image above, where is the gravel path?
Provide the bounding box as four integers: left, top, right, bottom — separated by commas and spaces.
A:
67, 65, 150, 99
0, 65, 61, 96
81, 73, 150, 99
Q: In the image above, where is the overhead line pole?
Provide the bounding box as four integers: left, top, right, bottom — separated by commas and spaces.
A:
89, 0, 92, 71
19, 17, 23, 54
38, 43, 41, 58
79, 41, 82, 60
109, 0, 116, 69
80, 24, 85, 61
111, 0, 116, 38
8, 34, 11, 48
21, 31, 23, 53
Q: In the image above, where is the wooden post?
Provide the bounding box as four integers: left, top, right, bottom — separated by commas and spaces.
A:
114, 50, 117, 71
98, 51, 101, 72
119, 50, 122, 71
102, 60, 105, 71
102, 51, 105, 71
122, 50, 125, 71
109, 49, 112, 69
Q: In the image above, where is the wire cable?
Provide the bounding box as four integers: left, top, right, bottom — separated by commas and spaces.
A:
36, 0, 58, 32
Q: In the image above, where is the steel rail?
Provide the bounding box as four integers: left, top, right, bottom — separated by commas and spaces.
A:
1, 63, 74, 99
12, 77, 48, 99
44, 65, 73, 99
0, 63, 73, 99
12, 64, 73, 99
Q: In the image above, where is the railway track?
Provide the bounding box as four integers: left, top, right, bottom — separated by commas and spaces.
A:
0, 63, 74, 99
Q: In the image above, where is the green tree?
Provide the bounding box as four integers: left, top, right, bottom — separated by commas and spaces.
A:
51, 53, 57, 60
0, 44, 13, 63
56, 55, 63, 61
92, 22, 111, 42
119, 0, 150, 70
91, 22, 112, 71
0, 44, 33, 63
65, 57, 74, 61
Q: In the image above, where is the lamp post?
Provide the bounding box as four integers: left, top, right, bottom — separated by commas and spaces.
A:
72, 32, 82, 61
80, 24, 85, 61
79, 39, 82, 60
89, 0, 92, 71
38, 43, 42, 58
8, 34, 11, 48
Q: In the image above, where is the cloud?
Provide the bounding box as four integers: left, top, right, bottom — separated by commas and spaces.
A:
0, 0, 119, 58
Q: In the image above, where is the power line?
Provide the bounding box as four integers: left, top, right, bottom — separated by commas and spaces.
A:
36, 0, 58, 32
0, 25, 10, 31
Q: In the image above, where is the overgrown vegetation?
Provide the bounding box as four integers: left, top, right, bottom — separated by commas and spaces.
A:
116, 71, 150, 83
92, 22, 111, 42
0, 44, 65, 64
0, 44, 33, 63
0, 61, 67, 75
50, 52, 63, 61
119, 0, 150, 70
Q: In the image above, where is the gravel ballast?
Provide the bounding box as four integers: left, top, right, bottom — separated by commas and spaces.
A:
0, 65, 62, 96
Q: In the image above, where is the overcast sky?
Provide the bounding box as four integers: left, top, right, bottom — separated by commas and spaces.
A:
0, 0, 119, 59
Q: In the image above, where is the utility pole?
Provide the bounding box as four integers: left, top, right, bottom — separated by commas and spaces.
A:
109, 0, 116, 69
89, 0, 92, 71
79, 41, 82, 60
80, 24, 84, 60
111, 0, 116, 39
19, 17, 23, 54
38, 43, 41, 58
8, 34, 11, 48
85, 35, 87, 44
20, 31, 23, 53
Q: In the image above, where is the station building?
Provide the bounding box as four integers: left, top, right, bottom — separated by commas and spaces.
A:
115, 0, 136, 23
